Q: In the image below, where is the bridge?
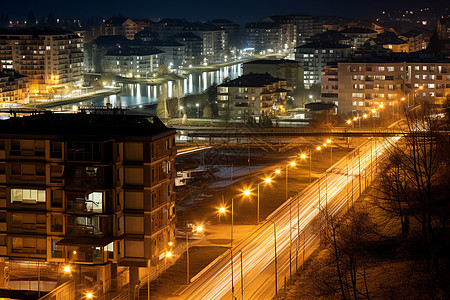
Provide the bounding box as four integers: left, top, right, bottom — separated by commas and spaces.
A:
174, 125, 404, 152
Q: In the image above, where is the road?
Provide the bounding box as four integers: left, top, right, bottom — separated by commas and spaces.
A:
170, 136, 398, 300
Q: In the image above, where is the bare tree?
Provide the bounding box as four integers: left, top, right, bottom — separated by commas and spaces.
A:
372, 100, 450, 296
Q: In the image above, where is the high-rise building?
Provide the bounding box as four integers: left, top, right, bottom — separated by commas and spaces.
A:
0, 112, 176, 297
295, 41, 351, 87
0, 27, 83, 96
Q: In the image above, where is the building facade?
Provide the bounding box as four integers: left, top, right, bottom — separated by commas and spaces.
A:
328, 57, 450, 114
295, 41, 351, 87
0, 28, 83, 96
0, 72, 28, 106
0, 112, 176, 296
217, 73, 288, 119
103, 47, 164, 77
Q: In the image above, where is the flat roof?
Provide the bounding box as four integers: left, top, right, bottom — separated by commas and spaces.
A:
0, 112, 175, 141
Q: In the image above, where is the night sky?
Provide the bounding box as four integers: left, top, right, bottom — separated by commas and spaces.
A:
1, 0, 448, 22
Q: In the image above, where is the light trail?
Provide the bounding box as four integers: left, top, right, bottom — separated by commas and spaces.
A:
169, 137, 397, 300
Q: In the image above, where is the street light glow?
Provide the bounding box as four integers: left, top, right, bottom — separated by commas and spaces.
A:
380, 104, 384, 108
300, 153, 306, 159
326, 139, 331, 144
219, 206, 226, 214
166, 251, 173, 258
363, 114, 368, 118
316, 146, 321, 151
243, 189, 251, 196
63, 265, 71, 273
264, 177, 271, 183
86, 292, 93, 299
168, 241, 173, 246
372, 109, 376, 113
196, 225, 203, 232
290, 161, 296, 167
275, 169, 281, 174
347, 120, 352, 124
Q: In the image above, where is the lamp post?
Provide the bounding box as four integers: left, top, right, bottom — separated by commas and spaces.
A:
179, 106, 183, 119
251, 177, 272, 224
326, 139, 332, 165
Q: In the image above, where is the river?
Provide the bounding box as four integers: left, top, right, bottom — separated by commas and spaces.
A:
62, 63, 243, 109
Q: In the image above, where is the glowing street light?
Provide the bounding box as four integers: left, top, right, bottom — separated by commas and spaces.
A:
275, 169, 281, 175
346, 120, 352, 125
316, 146, 321, 151
63, 265, 71, 274
300, 153, 306, 159
166, 251, 173, 258
219, 206, 226, 214
86, 292, 93, 299
195, 225, 203, 233
363, 114, 368, 118
168, 241, 173, 247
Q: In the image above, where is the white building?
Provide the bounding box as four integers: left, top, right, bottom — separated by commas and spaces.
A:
103, 48, 164, 77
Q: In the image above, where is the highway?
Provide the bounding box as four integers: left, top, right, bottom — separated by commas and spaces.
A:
171, 136, 398, 300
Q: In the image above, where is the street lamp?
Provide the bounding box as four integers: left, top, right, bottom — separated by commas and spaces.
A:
195, 103, 200, 118
179, 106, 183, 118
86, 292, 94, 299
300, 152, 311, 184
253, 177, 273, 224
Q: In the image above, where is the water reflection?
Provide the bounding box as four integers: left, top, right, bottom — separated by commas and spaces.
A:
81, 63, 242, 108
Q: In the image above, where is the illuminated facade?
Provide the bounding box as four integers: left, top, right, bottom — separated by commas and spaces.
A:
0, 112, 176, 296
0, 72, 28, 106
218, 73, 288, 119
0, 28, 83, 95
324, 57, 450, 113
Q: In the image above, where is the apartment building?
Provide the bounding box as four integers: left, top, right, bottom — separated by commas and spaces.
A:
245, 22, 282, 54
328, 56, 450, 114
0, 72, 28, 106
103, 47, 164, 77
100, 17, 138, 40
171, 32, 203, 66
186, 23, 227, 64
295, 41, 351, 87
217, 73, 288, 119
0, 27, 83, 95
260, 16, 297, 51
0, 112, 176, 296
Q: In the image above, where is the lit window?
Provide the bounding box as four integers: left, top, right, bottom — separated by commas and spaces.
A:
11, 189, 46, 204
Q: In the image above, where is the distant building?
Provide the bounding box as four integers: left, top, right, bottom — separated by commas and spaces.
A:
186, 23, 227, 64
103, 47, 164, 77
171, 32, 203, 66
365, 32, 409, 53
260, 16, 297, 51
399, 29, 427, 52
217, 73, 288, 119
0, 27, 83, 95
135, 19, 155, 33
437, 17, 450, 40
84, 35, 137, 73
0, 72, 28, 106
339, 27, 377, 49
141, 39, 185, 69
242, 59, 303, 91
155, 19, 189, 41
210, 19, 241, 52
288, 14, 326, 46
0, 112, 176, 297
295, 41, 351, 87
245, 22, 282, 54
100, 17, 138, 40
327, 56, 450, 114
307, 30, 350, 46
